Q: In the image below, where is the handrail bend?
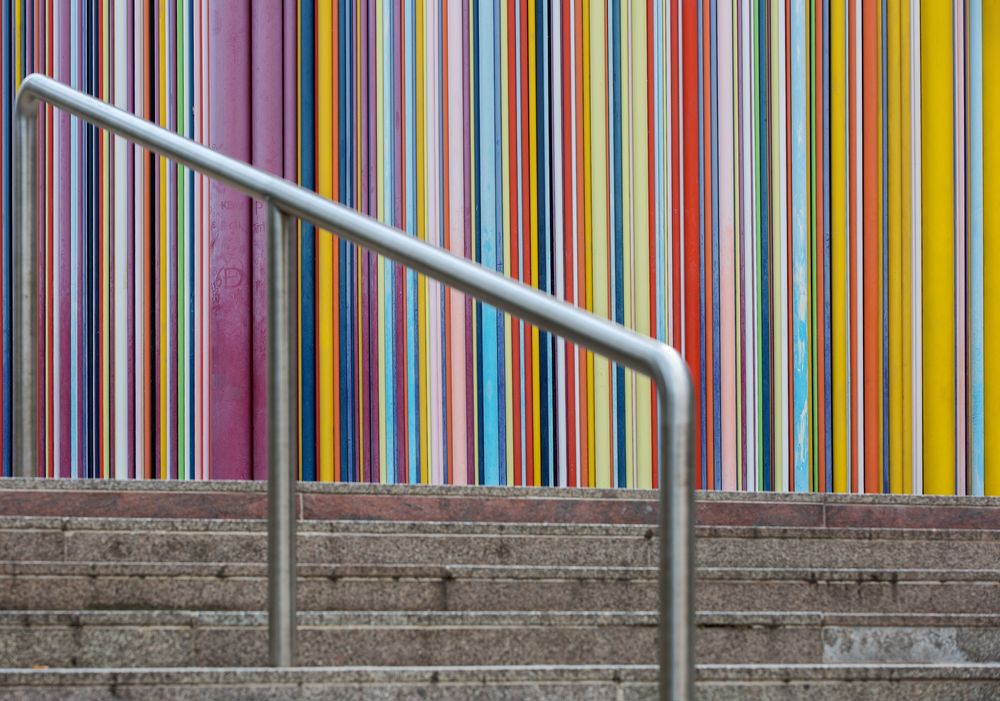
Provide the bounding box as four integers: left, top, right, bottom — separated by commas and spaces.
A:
13, 73, 694, 700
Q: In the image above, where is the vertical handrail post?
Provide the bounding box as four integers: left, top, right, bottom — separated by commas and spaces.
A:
267, 204, 298, 666
652, 348, 696, 701
12, 94, 39, 479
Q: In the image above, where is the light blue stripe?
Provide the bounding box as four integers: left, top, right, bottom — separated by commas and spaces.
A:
970, 0, 985, 496
384, 0, 395, 484
791, 0, 810, 492
479, 0, 499, 485
493, 0, 506, 484
405, 0, 419, 484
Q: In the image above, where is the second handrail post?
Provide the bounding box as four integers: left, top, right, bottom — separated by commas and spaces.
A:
267, 205, 298, 666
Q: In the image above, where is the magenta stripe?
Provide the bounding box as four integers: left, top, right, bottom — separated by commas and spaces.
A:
250, 0, 284, 481
208, 0, 252, 480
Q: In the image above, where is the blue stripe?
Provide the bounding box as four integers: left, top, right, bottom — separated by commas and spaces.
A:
2, 0, 12, 477
493, 0, 506, 486
710, 0, 722, 489
698, 0, 707, 490
608, 8, 627, 487
300, 0, 317, 482
757, 0, 772, 491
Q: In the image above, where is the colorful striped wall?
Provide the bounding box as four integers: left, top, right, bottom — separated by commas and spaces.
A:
1, 1, 998, 495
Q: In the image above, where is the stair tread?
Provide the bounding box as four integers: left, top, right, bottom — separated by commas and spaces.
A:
5, 514, 1000, 541
5, 609, 1000, 627
5, 559, 1000, 582
3, 662, 1000, 682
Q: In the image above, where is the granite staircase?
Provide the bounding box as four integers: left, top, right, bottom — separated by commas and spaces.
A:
1, 478, 999, 699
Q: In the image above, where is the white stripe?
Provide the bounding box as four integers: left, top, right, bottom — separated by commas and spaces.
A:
113, 0, 128, 479
911, 0, 923, 495
855, 0, 865, 492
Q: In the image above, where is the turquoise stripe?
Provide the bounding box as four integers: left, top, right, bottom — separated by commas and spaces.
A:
383, 0, 396, 484
790, 0, 810, 492
478, 0, 499, 485
405, 0, 419, 484
970, 0, 985, 496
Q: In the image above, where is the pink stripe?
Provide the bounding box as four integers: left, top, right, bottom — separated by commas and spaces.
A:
427, 2, 444, 484
250, 0, 285, 481
446, 0, 467, 485
208, 0, 252, 480
717, 0, 737, 491
56, 0, 71, 479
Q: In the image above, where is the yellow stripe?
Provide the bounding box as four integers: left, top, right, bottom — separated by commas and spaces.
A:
316, 0, 335, 482
900, 0, 913, 494
14, 0, 20, 85
528, 0, 541, 486
630, 4, 651, 489
831, 0, 847, 492
589, 1, 610, 489
826, 1, 841, 483
985, 0, 1000, 494
416, 0, 429, 483
921, 0, 956, 494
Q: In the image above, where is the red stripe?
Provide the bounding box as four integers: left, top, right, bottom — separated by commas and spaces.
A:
682, 0, 702, 489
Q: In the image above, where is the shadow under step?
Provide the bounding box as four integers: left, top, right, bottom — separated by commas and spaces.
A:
3, 664, 1000, 700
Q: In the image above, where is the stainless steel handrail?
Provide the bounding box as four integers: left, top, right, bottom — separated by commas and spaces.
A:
12, 73, 694, 700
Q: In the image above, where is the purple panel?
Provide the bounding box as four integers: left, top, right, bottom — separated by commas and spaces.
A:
208, 0, 252, 480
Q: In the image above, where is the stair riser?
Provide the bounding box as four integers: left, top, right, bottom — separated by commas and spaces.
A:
3, 574, 999, 616
5, 682, 999, 701
0, 530, 661, 568
4, 622, 998, 667
4, 528, 998, 570
0, 575, 655, 613
699, 682, 1000, 701
0, 683, 651, 700
700, 537, 1000, 570
0, 624, 658, 667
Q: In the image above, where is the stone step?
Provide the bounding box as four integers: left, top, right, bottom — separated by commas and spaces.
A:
2, 664, 999, 700
3, 516, 999, 569
699, 567, 1000, 615
698, 664, 1000, 700
6, 477, 1000, 531
2, 610, 999, 668
3, 560, 1000, 616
